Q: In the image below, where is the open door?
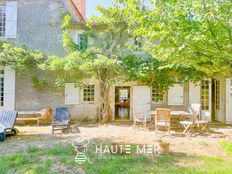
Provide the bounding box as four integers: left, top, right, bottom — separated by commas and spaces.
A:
212, 79, 221, 121
115, 86, 130, 120
132, 86, 151, 120
200, 80, 212, 119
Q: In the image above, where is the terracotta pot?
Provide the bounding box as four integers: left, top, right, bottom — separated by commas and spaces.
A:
157, 141, 170, 154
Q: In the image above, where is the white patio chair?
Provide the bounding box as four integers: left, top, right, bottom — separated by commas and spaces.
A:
133, 112, 151, 128
195, 111, 211, 133
179, 120, 194, 135
188, 103, 201, 121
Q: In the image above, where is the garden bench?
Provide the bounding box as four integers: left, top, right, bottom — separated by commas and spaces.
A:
17, 108, 52, 126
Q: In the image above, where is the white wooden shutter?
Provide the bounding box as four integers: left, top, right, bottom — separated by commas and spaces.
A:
168, 84, 184, 105
226, 78, 232, 124
5, 1, 17, 38
132, 86, 151, 120
4, 66, 15, 110
189, 82, 201, 104
65, 83, 80, 104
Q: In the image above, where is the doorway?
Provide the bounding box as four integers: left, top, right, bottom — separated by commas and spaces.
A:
212, 79, 220, 121
115, 86, 130, 120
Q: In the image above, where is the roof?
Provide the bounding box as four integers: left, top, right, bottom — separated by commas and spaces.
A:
70, 0, 86, 23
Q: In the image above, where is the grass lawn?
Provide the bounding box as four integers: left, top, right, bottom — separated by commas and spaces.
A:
0, 141, 232, 174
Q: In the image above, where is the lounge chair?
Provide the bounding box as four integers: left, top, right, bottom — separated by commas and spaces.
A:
0, 111, 18, 138
155, 108, 171, 135
52, 107, 70, 134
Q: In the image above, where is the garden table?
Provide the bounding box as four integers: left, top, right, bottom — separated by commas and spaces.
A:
149, 110, 192, 129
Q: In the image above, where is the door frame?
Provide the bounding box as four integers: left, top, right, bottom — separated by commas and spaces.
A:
114, 86, 131, 120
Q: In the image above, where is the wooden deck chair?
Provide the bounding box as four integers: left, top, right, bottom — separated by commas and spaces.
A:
0, 111, 18, 136
195, 111, 211, 133
155, 108, 171, 135
52, 107, 70, 134
133, 112, 151, 128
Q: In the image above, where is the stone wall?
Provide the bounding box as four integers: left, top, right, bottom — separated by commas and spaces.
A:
15, 0, 66, 57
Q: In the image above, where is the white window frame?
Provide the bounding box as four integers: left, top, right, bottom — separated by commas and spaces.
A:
201, 80, 210, 111
0, 5, 6, 38
82, 85, 95, 103
151, 86, 165, 104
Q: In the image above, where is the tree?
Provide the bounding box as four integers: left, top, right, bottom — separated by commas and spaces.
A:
115, 0, 232, 81
43, 6, 133, 122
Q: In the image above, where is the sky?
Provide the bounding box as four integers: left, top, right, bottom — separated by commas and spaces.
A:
86, 0, 115, 18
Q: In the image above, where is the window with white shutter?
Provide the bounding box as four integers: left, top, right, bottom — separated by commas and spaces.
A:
168, 84, 184, 106
5, 1, 17, 38
65, 83, 80, 104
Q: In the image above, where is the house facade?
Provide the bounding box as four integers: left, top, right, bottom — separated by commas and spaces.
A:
0, 0, 232, 123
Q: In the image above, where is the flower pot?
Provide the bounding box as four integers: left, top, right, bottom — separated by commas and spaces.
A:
157, 141, 170, 154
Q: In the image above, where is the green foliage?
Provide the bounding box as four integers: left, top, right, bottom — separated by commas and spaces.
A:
0, 41, 45, 69
114, 0, 232, 81
61, 13, 88, 52
31, 75, 47, 90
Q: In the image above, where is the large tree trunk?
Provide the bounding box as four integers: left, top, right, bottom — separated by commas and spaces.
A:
97, 81, 112, 123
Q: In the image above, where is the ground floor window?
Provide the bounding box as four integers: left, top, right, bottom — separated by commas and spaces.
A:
201, 80, 209, 110
83, 85, 95, 102
0, 69, 3, 106
152, 86, 164, 104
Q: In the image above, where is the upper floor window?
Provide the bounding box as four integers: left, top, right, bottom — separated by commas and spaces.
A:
0, 6, 6, 37
134, 37, 142, 50
152, 86, 165, 104
83, 85, 95, 102
0, 1, 17, 39
78, 34, 88, 50
0, 69, 4, 106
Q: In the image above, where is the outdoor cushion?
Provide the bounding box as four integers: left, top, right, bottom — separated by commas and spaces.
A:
156, 122, 170, 126
180, 121, 193, 125
0, 111, 18, 129
54, 107, 70, 123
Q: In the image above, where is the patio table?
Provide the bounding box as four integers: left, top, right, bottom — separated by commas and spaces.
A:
149, 110, 192, 128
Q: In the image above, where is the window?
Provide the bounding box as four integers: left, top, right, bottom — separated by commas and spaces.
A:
134, 37, 142, 49
83, 85, 95, 102
78, 34, 88, 50
0, 69, 4, 106
0, 5, 6, 37
152, 86, 164, 104
201, 80, 209, 110
119, 89, 128, 101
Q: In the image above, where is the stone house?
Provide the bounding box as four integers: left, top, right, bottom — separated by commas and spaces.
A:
0, 0, 232, 123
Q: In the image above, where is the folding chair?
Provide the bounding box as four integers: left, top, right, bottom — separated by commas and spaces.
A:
195, 111, 211, 133
179, 120, 194, 135
133, 112, 151, 129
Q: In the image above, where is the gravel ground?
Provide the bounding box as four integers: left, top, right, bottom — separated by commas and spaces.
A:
0, 123, 232, 157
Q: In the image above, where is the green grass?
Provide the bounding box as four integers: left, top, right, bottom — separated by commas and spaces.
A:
0, 142, 232, 174
220, 141, 232, 155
